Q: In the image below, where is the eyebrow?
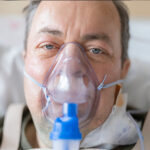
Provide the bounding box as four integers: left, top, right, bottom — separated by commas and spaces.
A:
38, 27, 112, 46
81, 33, 112, 46
38, 27, 63, 36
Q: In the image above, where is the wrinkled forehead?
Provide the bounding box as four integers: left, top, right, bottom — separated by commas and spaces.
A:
31, 1, 120, 32
37, 1, 118, 16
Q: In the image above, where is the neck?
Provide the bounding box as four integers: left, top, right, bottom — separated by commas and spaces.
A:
36, 132, 53, 148
35, 122, 53, 148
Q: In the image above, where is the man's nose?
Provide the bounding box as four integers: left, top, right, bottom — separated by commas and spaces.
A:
63, 43, 83, 58
61, 43, 87, 77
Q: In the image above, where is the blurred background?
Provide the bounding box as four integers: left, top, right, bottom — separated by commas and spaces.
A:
0, 1, 150, 117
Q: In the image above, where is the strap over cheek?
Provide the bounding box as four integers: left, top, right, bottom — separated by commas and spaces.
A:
97, 74, 124, 91
24, 70, 45, 89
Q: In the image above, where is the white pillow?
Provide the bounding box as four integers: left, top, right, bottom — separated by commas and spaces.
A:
123, 58, 150, 110
123, 20, 150, 110
0, 45, 25, 117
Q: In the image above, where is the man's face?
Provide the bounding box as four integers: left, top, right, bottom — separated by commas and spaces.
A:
24, 1, 129, 147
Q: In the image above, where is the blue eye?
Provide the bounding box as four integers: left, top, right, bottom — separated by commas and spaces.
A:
45, 44, 54, 50
90, 48, 103, 54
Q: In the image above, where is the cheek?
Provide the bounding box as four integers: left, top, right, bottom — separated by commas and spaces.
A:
81, 59, 122, 134
85, 86, 116, 129
24, 77, 42, 117
24, 53, 54, 117
25, 53, 52, 83
96, 86, 116, 120
92, 59, 122, 83
93, 60, 122, 121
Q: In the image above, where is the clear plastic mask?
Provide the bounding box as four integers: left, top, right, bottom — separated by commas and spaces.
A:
42, 42, 100, 127
24, 42, 123, 128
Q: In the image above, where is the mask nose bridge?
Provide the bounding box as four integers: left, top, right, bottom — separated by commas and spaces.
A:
61, 42, 84, 58
60, 42, 86, 77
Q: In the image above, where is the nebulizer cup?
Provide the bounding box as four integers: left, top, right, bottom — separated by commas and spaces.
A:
50, 103, 82, 150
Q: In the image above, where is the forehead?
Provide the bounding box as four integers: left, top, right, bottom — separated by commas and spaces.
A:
31, 1, 120, 36
37, 1, 118, 18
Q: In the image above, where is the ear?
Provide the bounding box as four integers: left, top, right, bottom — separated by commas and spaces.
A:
121, 58, 130, 79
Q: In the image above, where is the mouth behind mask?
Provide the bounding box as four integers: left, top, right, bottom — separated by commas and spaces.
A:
24, 42, 123, 128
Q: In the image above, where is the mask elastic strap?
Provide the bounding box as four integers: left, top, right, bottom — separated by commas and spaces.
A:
97, 75, 107, 90
24, 71, 51, 111
24, 70, 44, 88
103, 79, 124, 89
97, 75, 124, 91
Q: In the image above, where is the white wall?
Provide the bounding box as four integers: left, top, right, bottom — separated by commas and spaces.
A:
0, 1, 29, 15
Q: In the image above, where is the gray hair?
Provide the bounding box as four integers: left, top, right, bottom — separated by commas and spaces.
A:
23, 0, 130, 63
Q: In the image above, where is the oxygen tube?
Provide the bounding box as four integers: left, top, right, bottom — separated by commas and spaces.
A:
50, 103, 145, 150
50, 103, 82, 150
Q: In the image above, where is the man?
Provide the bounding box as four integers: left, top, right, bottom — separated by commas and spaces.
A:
0, 1, 149, 150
